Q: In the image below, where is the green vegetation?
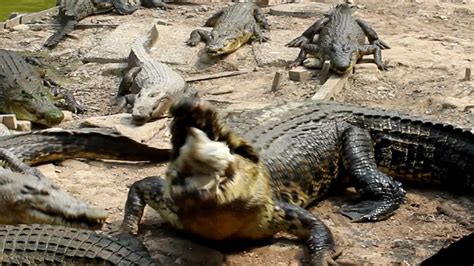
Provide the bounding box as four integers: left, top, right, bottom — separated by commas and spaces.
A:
0, 0, 56, 21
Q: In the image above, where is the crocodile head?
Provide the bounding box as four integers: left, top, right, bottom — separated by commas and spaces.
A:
206, 31, 253, 56
326, 42, 358, 74
5, 84, 64, 126
131, 90, 172, 125
0, 169, 107, 228
167, 98, 268, 210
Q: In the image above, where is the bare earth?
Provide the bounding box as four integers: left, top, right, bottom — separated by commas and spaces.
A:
0, 1, 473, 265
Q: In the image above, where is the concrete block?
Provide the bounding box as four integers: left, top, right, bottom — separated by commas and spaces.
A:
16, 120, 32, 132
0, 114, 17, 129
289, 68, 311, 82
62, 111, 74, 122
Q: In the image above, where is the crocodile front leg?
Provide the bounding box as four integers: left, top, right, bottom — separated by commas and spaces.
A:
358, 44, 387, 71
289, 43, 320, 68
272, 201, 339, 265
204, 9, 224, 27
95, 0, 138, 15
186, 29, 211, 47
340, 126, 406, 222
355, 19, 390, 50
286, 16, 329, 47
120, 176, 179, 235
115, 66, 141, 112
0, 148, 46, 179
43, 77, 86, 114
252, 23, 269, 43
254, 7, 270, 30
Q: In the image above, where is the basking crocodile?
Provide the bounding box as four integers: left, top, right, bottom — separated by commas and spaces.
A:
116, 26, 193, 125
0, 224, 157, 265
0, 127, 169, 227
0, 49, 84, 126
44, 0, 137, 48
119, 98, 473, 265
186, 3, 269, 56
287, 3, 390, 73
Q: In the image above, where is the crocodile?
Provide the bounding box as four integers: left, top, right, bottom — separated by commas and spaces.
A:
119, 97, 473, 265
44, 0, 138, 48
0, 224, 157, 265
0, 49, 84, 127
0, 127, 169, 227
186, 3, 270, 56
287, 3, 390, 74
116, 25, 193, 125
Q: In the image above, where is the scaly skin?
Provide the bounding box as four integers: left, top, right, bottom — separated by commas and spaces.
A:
0, 127, 170, 227
120, 98, 473, 265
186, 3, 269, 56
116, 26, 193, 125
0, 224, 157, 265
44, 0, 137, 48
0, 49, 65, 126
288, 3, 390, 73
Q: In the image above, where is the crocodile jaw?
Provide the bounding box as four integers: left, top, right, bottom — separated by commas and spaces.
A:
0, 169, 107, 228
132, 92, 171, 125
9, 97, 64, 126
206, 32, 253, 56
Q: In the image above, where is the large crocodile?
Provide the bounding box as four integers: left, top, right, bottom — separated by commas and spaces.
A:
186, 3, 269, 56
0, 127, 169, 227
0, 224, 157, 265
116, 26, 193, 125
0, 49, 84, 126
119, 97, 473, 265
287, 3, 390, 73
44, 0, 137, 48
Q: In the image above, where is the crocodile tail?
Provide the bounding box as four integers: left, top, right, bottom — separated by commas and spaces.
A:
44, 17, 76, 48
356, 114, 474, 193
0, 128, 170, 165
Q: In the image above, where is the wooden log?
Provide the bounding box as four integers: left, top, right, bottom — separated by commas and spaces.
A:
312, 72, 350, 101
271, 71, 282, 92
319, 60, 330, 85
464, 68, 471, 81
185, 70, 249, 82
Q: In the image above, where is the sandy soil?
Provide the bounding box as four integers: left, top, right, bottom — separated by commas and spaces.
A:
0, 1, 473, 265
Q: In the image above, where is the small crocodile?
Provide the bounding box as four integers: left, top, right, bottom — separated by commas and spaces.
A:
287, 3, 390, 73
0, 49, 84, 126
186, 3, 269, 56
0, 127, 169, 227
119, 98, 473, 265
116, 26, 193, 125
0, 224, 157, 265
44, 0, 137, 48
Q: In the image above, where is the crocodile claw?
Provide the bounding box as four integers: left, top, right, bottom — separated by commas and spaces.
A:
340, 198, 401, 222
286, 36, 309, 47
186, 39, 199, 47
372, 39, 390, 50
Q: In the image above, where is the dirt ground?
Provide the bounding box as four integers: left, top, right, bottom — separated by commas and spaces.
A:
0, 0, 473, 265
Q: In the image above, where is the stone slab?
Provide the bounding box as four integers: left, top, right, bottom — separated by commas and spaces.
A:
83, 22, 153, 63
252, 29, 300, 67
269, 2, 332, 18
80, 113, 167, 143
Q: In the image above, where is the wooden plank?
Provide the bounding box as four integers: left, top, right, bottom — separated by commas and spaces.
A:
28, 23, 119, 31
0, 22, 5, 29
185, 70, 249, 82
20, 6, 59, 24
312, 72, 350, 101
464, 67, 471, 81
319, 60, 330, 85
271, 71, 282, 92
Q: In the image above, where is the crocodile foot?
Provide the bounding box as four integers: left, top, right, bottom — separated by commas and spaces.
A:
186, 39, 199, 47
340, 197, 402, 222
312, 248, 342, 266
372, 39, 390, 50
286, 35, 309, 47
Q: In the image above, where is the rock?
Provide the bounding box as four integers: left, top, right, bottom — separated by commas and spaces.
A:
0, 124, 10, 136
101, 63, 128, 76
16, 120, 31, 132
12, 24, 30, 32
269, 2, 332, 18
289, 67, 311, 82
80, 113, 167, 143
36, 164, 58, 179
61, 159, 90, 169
0, 114, 17, 130
62, 111, 74, 122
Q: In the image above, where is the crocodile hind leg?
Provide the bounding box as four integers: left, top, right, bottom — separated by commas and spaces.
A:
186, 29, 211, 47
355, 19, 390, 50
44, 17, 76, 48
358, 44, 387, 71
272, 201, 340, 265
95, 0, 138, 14
340, 126, 406, 222
119, 176, 179, 235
